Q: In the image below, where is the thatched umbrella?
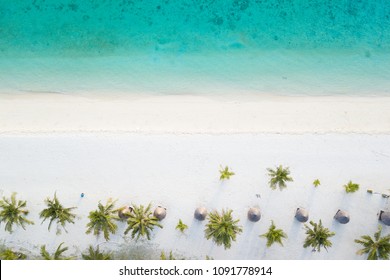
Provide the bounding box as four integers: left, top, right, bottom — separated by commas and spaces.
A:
247, 207, 261, 222
118, 206, 133, 220
153, 206, 167, 221
194, 207, 207, 221
295, 208, 309, 222
379, 210, 390, 226
334, 209, 350, 224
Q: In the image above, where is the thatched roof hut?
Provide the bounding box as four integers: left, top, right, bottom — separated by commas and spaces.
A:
153, 206, 167, 221
194, 207, 207, 221
247, 207, 261, 222
118, 206, 133, 220
379, 210, 390, 226
295, 208, 309, 222
334, 209, 350, 224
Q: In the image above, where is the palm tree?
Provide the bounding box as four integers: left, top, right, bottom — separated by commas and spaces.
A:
124, 203, 163, 240
0, 192, 34, 233
313, 179, 321, 187
0, 248, 27, 260
260, 221, 287, 247
204, 209, 242, 250
219, 166, 235, 180
160, 251, 176, 260
303, 220, 335, 252
267, 165, 293, 190
354, 225, 390, 260
86, 199, 118, 241
344, 181, 359, 193
40, 242, 75, 260
175, 219, 188, 233
39, 193, 76, 234
82, 245, 112, 260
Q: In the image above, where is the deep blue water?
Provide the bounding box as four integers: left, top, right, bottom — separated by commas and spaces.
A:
0, 0, 389, 96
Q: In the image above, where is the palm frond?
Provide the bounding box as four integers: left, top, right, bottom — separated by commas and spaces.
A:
267, 165, 293, 190
355, 226, 390, 260
40, 242, 74, 260
0, 193, 34, 233
124, 203, 163, 241
219, 166, 235, 180
86, 199, 118, 241
303, 220, 335, 252
204, 209, 242, 250
39, 192, 76, 234
82, 245, 112, 260
260, 221, 287, 247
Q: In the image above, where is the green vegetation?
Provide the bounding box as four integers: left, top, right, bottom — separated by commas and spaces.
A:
40, 242, 75, 260
219, 166, 235, 180
344, 181, 359, 193
86, 199, 118, 241
0, 248, 27, 260
267, 165, 293, 190
355, 225, 390, 260
82, 245, 112, 260
39, 193, 76, 234
175, 219, 188, 233
160, 251, 175, 260
260, 221, 287, 247
0, 193, 34, 233
124, 203, 163, 240
205, 209, 242, 250
303, 220, 335, 252
313, 179, 321, 187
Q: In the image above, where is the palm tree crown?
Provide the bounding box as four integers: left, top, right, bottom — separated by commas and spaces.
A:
313, 179, 321, 187
0, 248, 27, 260
82, 245, 112, 260
39, 193, 76, 234
267, 165, 293, 190
40, 242, 75, 260
260, 221, 287, 247
0, 192, 34, 233
344, 181, 359, 193
124, 203, 163, 240
219, 166, 235, 180
303, 220, 335, 252
355, 225, 390, 260
204, 209, 243, 250
160, 251, 176, 260
175, 219, 188, 233
86, 199, 118, 241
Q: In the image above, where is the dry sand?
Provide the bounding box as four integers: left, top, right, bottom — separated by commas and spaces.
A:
0, 94, 390, 260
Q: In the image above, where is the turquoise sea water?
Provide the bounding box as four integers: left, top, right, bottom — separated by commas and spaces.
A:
1, 0, 390, 96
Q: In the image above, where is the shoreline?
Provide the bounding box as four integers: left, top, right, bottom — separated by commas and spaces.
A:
1, 94, 390, 134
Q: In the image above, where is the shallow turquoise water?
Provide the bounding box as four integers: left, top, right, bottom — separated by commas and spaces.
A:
0, 0, 389, 96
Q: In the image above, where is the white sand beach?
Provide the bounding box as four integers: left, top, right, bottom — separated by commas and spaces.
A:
0, 94, 390, 260
1, 94, 390, 134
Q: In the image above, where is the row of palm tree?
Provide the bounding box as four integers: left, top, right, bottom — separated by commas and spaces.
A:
0, 243, 112, 260
221, 165, 360, 193
1, 222, 388, 260
1, 191, 389, 259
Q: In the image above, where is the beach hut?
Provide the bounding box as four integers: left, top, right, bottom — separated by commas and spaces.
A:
118, 206, 133, 220
295, 208, 309, 222
153, 206, 167, 221
379, 210, 390, 226
194, 207, 207, 221
247, 207, 261, 222
334, 209, 350, 224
